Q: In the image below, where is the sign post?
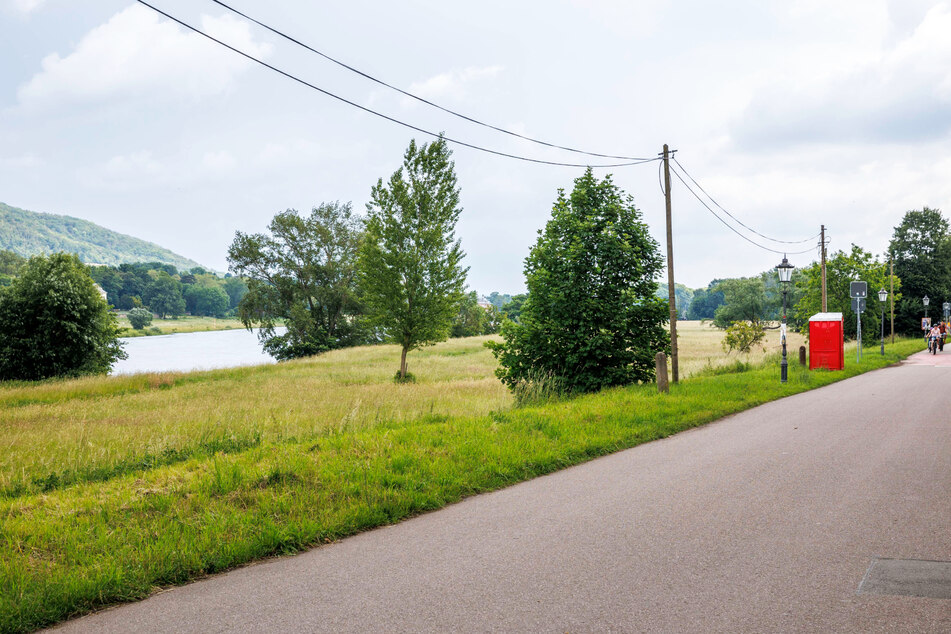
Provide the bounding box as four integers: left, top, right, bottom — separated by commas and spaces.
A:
850, 282, 867, 362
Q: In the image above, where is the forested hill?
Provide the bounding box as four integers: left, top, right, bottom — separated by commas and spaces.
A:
0, 202, 204, 270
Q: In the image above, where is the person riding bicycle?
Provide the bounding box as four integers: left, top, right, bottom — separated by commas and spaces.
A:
939, 321, 947, 351
928, 324, 942, 353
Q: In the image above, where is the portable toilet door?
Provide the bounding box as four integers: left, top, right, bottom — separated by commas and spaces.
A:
808, 312, 845, 370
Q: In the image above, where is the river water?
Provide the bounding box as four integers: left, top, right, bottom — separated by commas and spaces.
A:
111, 328, 282, 375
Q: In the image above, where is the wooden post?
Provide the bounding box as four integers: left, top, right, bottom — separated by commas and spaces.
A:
656, 352, 669, 394
799, 345, 807, 366
820, 225, 828, 312
662, 144, 678, 383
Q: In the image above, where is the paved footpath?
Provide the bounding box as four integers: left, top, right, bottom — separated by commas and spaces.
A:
54, 353, 951, 633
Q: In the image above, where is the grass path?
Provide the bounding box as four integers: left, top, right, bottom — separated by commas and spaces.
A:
0, 333, 921, 632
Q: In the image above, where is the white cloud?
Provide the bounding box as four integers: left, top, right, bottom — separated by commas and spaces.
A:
17, 4, 271, 109
403, 65, 503, 106
8, 0, 44, 14
735, 3, 951, 147
1, 153, 43, 168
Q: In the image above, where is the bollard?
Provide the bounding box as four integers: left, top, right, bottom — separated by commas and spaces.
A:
799, 346, 807, 366
656, 352, 669, 394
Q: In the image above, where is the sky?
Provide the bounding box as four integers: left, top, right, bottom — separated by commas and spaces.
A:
2, 0, 951, 294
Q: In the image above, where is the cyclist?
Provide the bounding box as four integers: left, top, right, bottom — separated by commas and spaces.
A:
928, 323, 942, 353
940, 321, 948, 352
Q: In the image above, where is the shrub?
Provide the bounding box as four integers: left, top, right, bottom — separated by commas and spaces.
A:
722, 320, 766, 354
127, 307, 153, 330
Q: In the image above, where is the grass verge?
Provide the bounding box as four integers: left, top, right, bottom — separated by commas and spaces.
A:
0, 337, 923, 632
116, 315, 247, 338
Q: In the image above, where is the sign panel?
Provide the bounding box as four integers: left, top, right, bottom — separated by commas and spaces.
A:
922, 317, 932, 330
851, 297, 866, 313
850, 281, 867, 298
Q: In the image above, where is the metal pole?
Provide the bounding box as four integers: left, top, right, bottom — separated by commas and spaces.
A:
857, 310, 862, 363
820, 224, 827, 312
880, 305, 885, 356
889, 256, 894, 344
781, 285, 788, 383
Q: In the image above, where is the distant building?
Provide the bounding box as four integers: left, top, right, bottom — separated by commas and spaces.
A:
477, 296, 492, 310
93, 283, 108, 303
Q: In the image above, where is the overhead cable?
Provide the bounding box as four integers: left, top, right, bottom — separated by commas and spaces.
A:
673, 156, 821, 245
207, 0, 650, 162
136, 1, 658, 169
669, 165, 817, 256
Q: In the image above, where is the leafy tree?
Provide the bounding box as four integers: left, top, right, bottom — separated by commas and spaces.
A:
686, 280, 724, 320
451, 291, 488, 338
145, 272, 186, 319
712, 277, 768, 328
228, 202, 367, 361
486, 292, 512, 310
127, 307, 153, 329
795, 245, 895, 342
222, 276, 248, 309
500, 293, 527, 322
0, 253, 126, 380
0, 249, 26, 287
185, 285, 230, 317
888, 207, 951, 334
359, 137, 468, 380
488, 169, 669, 395
656, 283, 694, 319
722, 320, 766, 353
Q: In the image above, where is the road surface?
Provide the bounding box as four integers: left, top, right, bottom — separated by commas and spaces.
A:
54, 352, 951, 633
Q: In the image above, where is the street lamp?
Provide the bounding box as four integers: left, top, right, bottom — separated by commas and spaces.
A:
776, 256, 794, 383
878, 288, 887, 355
923, 295, 930, 321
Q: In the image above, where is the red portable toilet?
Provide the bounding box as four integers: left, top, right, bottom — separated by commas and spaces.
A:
809, 312, 844, 370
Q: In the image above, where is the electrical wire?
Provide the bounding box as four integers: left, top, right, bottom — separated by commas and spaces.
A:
673, 156, 821, 245
669, 164, 817, 256
135, 1, 659, 169
207, 0, 650, 162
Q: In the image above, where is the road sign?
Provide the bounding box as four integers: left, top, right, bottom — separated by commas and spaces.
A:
850, 281, 867, 299
851, 297, 866, 313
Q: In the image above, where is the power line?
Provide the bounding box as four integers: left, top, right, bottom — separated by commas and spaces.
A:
669, 164, 816, 256
207, 0, 650, 162
135, 1, 659, 169
673, 156, 821, 245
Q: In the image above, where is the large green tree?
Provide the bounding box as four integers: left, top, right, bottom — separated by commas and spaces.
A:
228, 203, 367, 361
359, 137, 468, 379
489, 169, 669, 395
145, 272, 185, 319
794, 245, 895, 342
888, 207, 951, 334
0, 253, 126, 381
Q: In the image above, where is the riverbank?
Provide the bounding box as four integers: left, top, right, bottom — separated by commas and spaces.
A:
116, 314, 247, 337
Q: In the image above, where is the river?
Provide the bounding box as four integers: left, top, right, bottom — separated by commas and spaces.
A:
111, 327, 283, 375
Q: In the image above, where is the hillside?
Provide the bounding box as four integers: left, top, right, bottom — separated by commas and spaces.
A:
0, 202, 204, 271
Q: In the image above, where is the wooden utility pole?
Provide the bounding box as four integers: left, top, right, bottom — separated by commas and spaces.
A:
662, 144, 678, 383
820, 224, 827, 312
890, 255, 895, 344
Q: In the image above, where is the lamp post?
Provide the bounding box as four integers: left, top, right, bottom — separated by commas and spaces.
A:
776, 256, 794, 383
924, 295, 930, 320
878, 288, 887, 355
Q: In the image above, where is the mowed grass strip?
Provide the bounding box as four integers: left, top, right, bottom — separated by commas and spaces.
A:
0, 337, 923, 632
116, 315, 247, 338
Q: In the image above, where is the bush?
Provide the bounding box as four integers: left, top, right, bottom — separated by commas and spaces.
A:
127, 307, 153, 329
489, 169, 669, 394
722, 320, 766, 354
0, 253, 126, 380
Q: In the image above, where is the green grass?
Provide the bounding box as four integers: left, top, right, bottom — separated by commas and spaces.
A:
0, 336, 924, 632
116, 315, 247, 337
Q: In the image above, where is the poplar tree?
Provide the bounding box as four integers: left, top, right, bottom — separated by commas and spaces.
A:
359, 137, 468, 380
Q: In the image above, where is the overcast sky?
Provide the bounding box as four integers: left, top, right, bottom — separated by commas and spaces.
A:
2, 0, 950, 293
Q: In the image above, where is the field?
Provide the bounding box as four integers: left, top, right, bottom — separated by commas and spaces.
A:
0, 326, 921, 632
115, 315, 247, 337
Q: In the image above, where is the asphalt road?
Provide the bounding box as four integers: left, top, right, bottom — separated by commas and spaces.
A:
54, 352, 951, 633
